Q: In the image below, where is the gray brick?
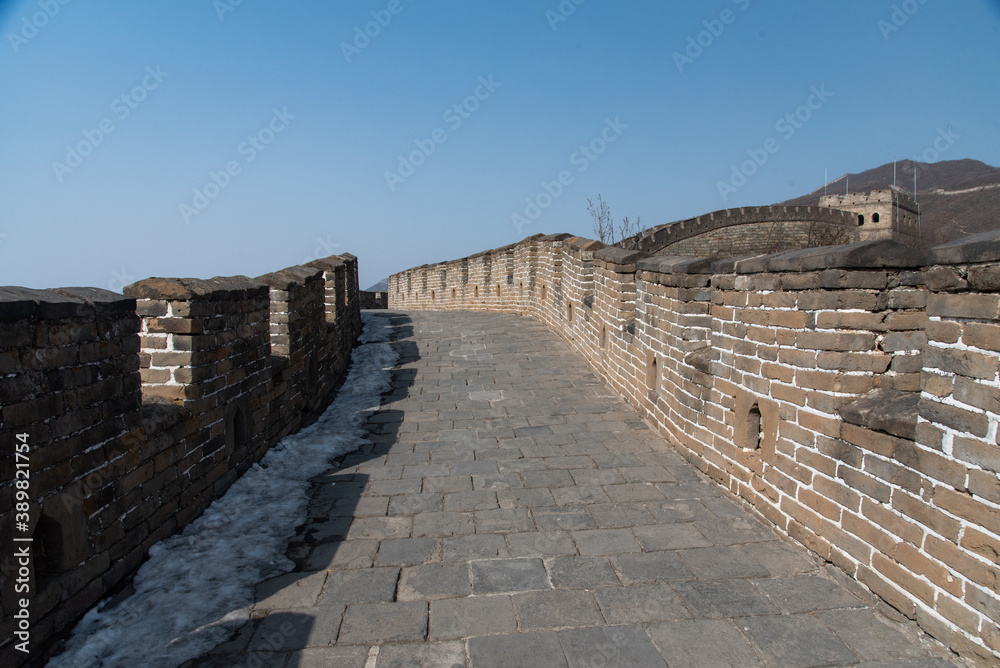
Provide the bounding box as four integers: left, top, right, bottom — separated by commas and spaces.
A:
471, 558, 549, 594
512, 590, 604, 630
429, 595, 517, 639
337, 601, 428, 644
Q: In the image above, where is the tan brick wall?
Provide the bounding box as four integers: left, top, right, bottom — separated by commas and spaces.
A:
389, 234, 1000, 664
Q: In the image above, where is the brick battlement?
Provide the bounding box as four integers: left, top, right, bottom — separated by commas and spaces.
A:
0, 255, 362, 666
390, 230, 1000, 664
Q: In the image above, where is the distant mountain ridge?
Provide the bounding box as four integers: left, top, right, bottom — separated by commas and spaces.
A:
781, 158, 1000, 246
365, 279, 390, 292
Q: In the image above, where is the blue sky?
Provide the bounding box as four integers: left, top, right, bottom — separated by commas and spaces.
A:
1, 1, 999, 291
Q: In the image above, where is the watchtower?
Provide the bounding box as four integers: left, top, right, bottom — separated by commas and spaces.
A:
819, 187, 921, 247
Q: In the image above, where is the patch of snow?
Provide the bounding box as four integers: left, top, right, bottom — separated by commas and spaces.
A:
48, 312, 398, 668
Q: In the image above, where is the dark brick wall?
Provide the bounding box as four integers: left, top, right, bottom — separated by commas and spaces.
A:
0, 254, 362, 667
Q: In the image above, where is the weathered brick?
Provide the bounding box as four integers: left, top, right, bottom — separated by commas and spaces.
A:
927, 293, 1000, 320
926, 320, 963, 344
964, 322, 1000, 352
924, 266, 968, 292
961, 527, 1000, 565
923, 346, 999, 380
918, 398, 990, 438
798, 331, 877, 352
934, 487, 1000, 536
891, 490, 961, 541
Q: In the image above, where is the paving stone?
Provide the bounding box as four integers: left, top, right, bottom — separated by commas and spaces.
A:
474, 507, 534, 533
694, 516, 777, 545
345, 517, 412, 540
646, 499, 716, 524
545, 556, 621, 589
611, 551, 694, 585
647, 619, 764, 668
376, 537, 441, 566
370, 479, 423, 496
506, 531, 578, 557
329, 496, 389, 517
443, 534, 509, 561
818, 608, 938, 661
754, 574, 865, 614
250, 606, 344, 650
452, 460, 500, 476
633, 523, 712, 551
739, 540, 818, 576
603, 482, 667, 502
304, 539, 378, 570
338, 601, 428, 644
558, 625, 667, 668
568, 468, 625, 486
227, 311, 964, 667
398, 563, 471, 601
423, 475, 474, 494
318, 567, 400, 606
673, 579, 779, 618
472, 473, 523, 491
533, 506, 597, 531
468, 631, 568, 668
413, 511, 475, 537
678, 546, 770, 580
551, 485, 611, 506
374, 641, 467, 668
471, 558, 550, 594
572, 528, 642, 555
429, 595, 517, 639
443, 490, 499, 512
739, 613, 858, 667
513, 590, 604, 630
254, 571, 327, 613
497, 487, 557, 508
588, 502, 656, 528
594, 584, 691, 624
389, 493, 444, 515
290, 646, 370, 668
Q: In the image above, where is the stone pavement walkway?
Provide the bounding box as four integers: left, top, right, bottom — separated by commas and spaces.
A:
190, 311, 963, 668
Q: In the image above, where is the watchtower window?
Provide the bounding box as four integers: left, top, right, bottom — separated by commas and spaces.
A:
474, 285, 479, 298
745, 404, 762, 451
567, 303, 574, 323
872, 213, 880, 223
858, 215, 865, 226
646, 355, 659, 398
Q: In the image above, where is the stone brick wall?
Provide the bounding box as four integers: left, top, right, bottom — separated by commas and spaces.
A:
389, 232, 1000, 664
0, 255, 362, 667
360, 291, 388, 309
633, 204, 861, 255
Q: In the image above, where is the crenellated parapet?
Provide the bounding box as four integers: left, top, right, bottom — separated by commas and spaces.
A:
390, 231, 1000, 664
0, 255, 362, 667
